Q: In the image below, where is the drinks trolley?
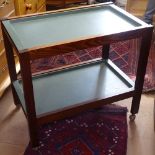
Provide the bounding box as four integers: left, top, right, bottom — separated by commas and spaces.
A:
1, 2, 153, 146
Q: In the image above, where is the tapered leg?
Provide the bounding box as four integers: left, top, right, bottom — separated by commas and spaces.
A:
102, 44, 110, 60
1, 25, 20, 105
131, 28, 154, 116
19, 53, 39, 147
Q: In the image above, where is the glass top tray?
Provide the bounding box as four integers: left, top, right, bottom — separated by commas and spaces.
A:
2, 4, 145, 51
13, 60, 134, 117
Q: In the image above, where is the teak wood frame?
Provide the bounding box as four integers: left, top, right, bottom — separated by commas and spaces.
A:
1, 3, 154, 147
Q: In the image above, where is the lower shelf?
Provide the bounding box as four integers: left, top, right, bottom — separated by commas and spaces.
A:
13, 59, 134, 122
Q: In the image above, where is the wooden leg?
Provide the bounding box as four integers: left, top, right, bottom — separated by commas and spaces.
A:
131, 28, 153, 116
20, 53, 39, 147
102, 44, 110, 60
1, 25, 20, 105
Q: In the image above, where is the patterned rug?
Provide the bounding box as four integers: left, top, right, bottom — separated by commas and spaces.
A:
24, 105, 128, 155
31, 39, 155, 92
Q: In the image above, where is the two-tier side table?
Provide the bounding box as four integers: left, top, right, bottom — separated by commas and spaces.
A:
1, 2, 153, 147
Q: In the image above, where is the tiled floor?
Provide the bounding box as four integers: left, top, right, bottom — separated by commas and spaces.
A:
0, 87, 155, 155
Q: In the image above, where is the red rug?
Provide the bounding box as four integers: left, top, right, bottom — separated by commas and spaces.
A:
24, 105, 128, 155
31, 39, 155, 92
